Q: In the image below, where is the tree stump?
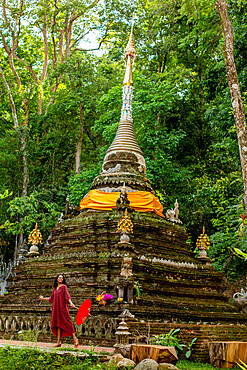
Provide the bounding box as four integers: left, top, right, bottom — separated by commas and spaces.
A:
130, 344, 178, 364
208, 341, 247, 369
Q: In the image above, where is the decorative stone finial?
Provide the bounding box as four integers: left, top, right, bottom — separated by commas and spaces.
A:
118, 309, 135, 320
28, 223, 42, 256
117, 209, 133, 243
196, 227, 211, 264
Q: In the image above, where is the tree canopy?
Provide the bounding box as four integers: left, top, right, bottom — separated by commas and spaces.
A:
0, 0, 247, 281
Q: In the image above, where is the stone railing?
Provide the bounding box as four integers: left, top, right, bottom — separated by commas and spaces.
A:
1, 313, 247, 362
0, 314, 118, 340
0, 315, 51, 334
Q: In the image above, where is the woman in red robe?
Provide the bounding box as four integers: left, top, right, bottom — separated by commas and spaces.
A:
39, 274, 79, 348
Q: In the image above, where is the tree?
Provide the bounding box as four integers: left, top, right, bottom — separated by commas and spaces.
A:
214, 0, 247, 212
0, 0, 112, 261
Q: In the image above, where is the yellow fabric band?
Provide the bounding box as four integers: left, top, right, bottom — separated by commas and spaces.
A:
79, 189, 165, 218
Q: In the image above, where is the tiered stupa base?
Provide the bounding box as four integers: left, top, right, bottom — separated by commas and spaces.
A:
0, 210, 247, 361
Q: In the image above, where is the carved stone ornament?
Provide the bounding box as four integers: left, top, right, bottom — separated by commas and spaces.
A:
233, 288, 247, 313
118, 309, 135, 320
120, 256, 133, 279
116, 183, 130, 212
114, 319, 131, 348
28, 241, 39, 256
166, 199, 182, 224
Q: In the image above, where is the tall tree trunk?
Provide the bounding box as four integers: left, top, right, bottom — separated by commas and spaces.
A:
0, 64, 18, 127
75, 104, 84, 174
215, 0, 247, 212
0, 63, 28, 263
21, 136, 29, 197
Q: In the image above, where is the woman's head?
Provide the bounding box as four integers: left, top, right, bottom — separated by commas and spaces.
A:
53, 274, 67, 288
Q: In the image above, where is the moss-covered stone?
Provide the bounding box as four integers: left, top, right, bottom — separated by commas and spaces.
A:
1, 209, 247, 360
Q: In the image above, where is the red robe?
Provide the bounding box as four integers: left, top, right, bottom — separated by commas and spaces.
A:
49, 284, 75, 337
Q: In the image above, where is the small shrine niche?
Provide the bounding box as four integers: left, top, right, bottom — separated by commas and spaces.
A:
116, 284, 131, 303
116, 256, 134, 303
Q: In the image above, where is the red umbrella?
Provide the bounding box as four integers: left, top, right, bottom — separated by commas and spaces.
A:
75, 299, 91, 325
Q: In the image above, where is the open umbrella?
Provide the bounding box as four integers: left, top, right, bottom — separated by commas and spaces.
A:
75, 299, 91, 325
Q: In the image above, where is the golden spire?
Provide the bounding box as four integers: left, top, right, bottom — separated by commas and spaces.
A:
28, 223, 42, 245
90, 16, 153, 193
123, 14, 136, 86
106, 14, 143, 156
196, 227, 210, 250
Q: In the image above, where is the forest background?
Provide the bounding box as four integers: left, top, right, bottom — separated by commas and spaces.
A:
0, 0, 247, 283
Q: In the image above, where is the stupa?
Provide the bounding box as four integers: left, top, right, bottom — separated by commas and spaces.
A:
0, 24, 247, 361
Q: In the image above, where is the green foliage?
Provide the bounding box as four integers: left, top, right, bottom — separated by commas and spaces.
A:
80, 340, 100, 362
68, 166, 102, 207
151, 329, 197, 358
185, 338, 198, 359
1, 190, 62, 241
0, 346, 243, 370
17, 330, 40, 343
133, 280, 142, 300
0, 346, 102, 370
208, 196, 247, 279
151, 329, 185, 352
0, 190, 13, 200
234, 247, 247, 260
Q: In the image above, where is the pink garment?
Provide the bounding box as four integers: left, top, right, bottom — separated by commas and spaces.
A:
49, 284, 75, 337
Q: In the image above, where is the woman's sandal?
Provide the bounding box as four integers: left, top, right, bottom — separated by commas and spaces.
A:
74, 339, 79, 348
54, 343, 62, 347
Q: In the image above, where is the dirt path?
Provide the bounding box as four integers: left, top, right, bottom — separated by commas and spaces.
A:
0, 339, 115, 354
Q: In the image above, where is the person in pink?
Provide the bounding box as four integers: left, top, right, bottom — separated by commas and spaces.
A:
39, 274, 79, 348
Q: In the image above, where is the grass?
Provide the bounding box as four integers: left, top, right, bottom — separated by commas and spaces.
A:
0, 346, 241, 370
0, 346, 105, 370
177, 359, 239, 370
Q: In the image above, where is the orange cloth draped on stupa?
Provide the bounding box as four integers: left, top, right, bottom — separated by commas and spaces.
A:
79, 189, 165, 218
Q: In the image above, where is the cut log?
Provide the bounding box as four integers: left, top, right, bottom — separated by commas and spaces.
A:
208, 341, 247, 369
130, 344, 178, 364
